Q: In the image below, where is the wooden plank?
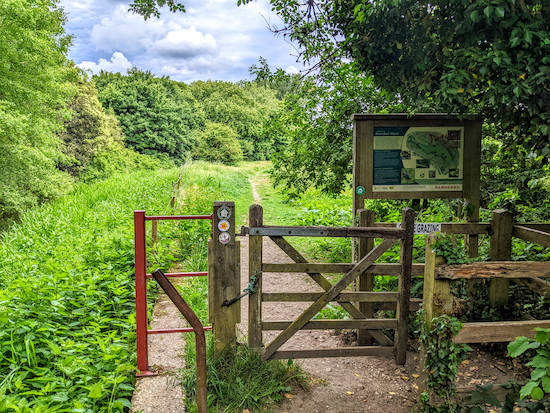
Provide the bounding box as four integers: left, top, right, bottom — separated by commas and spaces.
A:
269, 346, 396, 360
396, 207, 414, 365
262, 262, 425, 276
269, 236, 394, 346
353, 118, 372, 212
453, 320, 550, 344
435, 262, 550, 279
519, 224, 550, 233
248, 204, 263, 349
263, 237, 397, 360
263, 319, 399, 330
513, 278, 550, 297
262, 292, 399, 302
250, 226, 404, 239
378, 298, 422, 312
455, 382, 526, 404
513, 225, 550, 248
372, 222, 491, 235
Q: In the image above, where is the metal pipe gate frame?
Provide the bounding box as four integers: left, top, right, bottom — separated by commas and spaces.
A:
133, 210, 213, 377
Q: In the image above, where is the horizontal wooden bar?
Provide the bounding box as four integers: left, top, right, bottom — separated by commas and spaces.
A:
455, 382, 527, 404
262, 319, 398, 331
269, 346, 395, 360
146, 272, 207, 279
262, 263, 425, 276
513, 277, 550, 297
262, 291, 399, 302
453, 320, 550, 344
145, 214, 213, 221
518, 223, 550, 232
373, 222, 491, 235
513, 225, 550, 248
436, 262, 550, 279
148, 326, 212, 334
249, 226, 404, 239
377, 298, 423, 312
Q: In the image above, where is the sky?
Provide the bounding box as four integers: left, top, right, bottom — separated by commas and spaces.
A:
60, 0, 302, 83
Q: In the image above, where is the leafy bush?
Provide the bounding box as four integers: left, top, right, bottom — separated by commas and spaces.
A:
194, 122, 243, 166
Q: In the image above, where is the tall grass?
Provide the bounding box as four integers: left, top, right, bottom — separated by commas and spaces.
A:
0, 167, 181, 412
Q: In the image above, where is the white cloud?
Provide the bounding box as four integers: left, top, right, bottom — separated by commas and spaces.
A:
77, 52, 132, 74
285, 65, 300, 75
152, 26, 218, 58
90, 6, 166, 54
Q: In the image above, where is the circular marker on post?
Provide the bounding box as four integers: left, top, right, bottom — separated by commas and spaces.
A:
218, 220, 230, 232
356, 186, 365, 195
217, 206, 231, 220
218, 232, 231, 244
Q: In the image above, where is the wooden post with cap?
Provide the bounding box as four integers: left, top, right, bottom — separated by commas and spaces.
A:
208, 201, 240, 359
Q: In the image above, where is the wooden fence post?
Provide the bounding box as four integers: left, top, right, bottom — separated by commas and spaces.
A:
208, 201, 240, 358
357, 209, 375, 345
396, 207, 414, 365
489, 209, 513, 305
248, 204, 263, 350
419, 233, 453, 395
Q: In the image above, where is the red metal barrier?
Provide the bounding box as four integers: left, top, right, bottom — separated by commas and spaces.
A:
134, 210, 213, 377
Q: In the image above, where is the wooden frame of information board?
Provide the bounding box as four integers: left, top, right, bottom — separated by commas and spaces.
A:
352, 114, 482, 215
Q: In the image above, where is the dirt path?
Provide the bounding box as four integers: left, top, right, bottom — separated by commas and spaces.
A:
130, 278, 187, 412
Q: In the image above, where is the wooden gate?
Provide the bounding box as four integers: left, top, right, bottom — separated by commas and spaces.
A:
246, 205, 415, 364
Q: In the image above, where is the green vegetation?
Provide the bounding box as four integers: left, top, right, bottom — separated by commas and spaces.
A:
0, 167, 181, 411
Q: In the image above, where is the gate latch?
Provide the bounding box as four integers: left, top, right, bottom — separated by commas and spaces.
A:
222, 270, 262, 307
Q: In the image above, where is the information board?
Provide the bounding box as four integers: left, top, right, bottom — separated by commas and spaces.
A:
352, 114, 482, 214
373, 126, 464, 193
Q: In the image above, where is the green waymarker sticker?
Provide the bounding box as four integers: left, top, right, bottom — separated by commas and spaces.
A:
356, 186, 365, 195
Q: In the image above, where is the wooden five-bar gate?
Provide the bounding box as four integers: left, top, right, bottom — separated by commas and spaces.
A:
245, 204, 415, 364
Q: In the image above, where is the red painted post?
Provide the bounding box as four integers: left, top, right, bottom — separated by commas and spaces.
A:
134, 210, 157, 377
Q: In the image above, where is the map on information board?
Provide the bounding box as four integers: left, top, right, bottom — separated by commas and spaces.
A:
373, 127, 463, 193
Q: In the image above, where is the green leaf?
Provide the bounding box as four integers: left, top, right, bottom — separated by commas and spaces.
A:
527, 355, 550, 368
535, 330, 549, 345
513, 85, 520, 97
495, 7, 505, 18
520, 381, 538, 399
470, 10, 479, 22
88, 382, 102, 399
531, 368, 547, 380
484, 5, 493, 17
524, 29, 533, 44
531, 386, 544, 399
508, 336, 539, 357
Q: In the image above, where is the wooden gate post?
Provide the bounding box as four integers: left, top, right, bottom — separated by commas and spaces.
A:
357, 209, 375, 345
419, 233, 453, 395
248, 204, 263, 350
396, 207, 415, 365
489, 209, 513, 305
208, 201, 240, 358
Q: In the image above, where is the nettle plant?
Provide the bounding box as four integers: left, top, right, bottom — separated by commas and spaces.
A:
508, 328, 550, 400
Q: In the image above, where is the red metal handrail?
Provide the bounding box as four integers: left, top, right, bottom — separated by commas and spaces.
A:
134, 210, 213, 377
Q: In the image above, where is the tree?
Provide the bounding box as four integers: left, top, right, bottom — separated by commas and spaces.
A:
58, 75, 125, 177
249, 0, 550, 153
194, 122, 243, 165
0, 0, 75, 229
188, 80, 281, 160
94, 68, 205, 163
129, 0, 185, 19
264, 60, 402, 196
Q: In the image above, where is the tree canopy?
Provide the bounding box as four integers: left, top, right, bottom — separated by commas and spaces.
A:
0, 0, 75, 229
94, 68, 205, 164
255, 0, 550, 153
